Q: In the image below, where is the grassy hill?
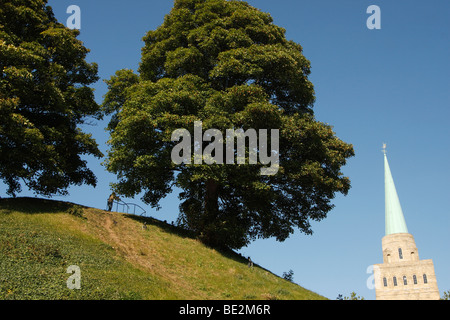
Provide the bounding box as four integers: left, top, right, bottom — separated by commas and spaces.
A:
0, 197, 326, 300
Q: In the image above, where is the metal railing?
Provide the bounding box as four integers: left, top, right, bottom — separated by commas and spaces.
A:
113, 199, 146, 216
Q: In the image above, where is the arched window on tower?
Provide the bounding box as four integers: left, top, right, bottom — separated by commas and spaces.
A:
423, 274, 428, 284
393, 276, 398, 286
413, 275, 417, 285
398, 248, 403, 260
383, 277, 387, 287
403, 276, 407, 285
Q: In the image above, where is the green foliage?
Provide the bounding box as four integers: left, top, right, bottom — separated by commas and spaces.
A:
282, 270, 294, 283
0, 0, 102, 197
337, 292, 365, 300
104, 0, 354, 249
442, 290, 450, 300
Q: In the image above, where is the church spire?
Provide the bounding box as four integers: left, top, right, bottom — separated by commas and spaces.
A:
383, 144, 408, 235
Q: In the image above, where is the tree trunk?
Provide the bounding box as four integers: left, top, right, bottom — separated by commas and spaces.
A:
202, 179, 220, 246
205, 179, 219, 217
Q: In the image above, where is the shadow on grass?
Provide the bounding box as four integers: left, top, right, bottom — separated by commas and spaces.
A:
124, 214, 195, 239
123, 213, 255, 268
0, 197, 85, 215
122, 216, 282, 279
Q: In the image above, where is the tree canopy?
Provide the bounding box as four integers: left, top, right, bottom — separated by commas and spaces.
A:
103, 0, 354, 249
0, 0, 102, 196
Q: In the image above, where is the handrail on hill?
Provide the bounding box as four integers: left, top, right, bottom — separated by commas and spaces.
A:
113, 199, 146, 216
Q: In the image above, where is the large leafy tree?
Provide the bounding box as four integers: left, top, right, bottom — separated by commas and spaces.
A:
104, 0, 354, 249
0, 0, 102, 196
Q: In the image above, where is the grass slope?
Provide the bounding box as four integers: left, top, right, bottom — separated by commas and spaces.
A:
0, 197, 326, 300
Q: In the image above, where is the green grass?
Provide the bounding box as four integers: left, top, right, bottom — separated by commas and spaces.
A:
0, 197, 326, 300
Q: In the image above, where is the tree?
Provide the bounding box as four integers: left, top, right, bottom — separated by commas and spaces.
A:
337, 292, 365, 300
442, 290, 450, 300
282, 270, 294, 283
103, 0, 354, 249
0, 0, 102, 196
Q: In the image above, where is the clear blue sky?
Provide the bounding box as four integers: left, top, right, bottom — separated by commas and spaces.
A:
7, 0, 449, 300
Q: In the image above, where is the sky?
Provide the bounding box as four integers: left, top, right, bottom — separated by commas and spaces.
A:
5, 0, 449, 300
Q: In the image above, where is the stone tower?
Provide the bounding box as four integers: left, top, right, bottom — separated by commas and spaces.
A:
374, 146, 440, 300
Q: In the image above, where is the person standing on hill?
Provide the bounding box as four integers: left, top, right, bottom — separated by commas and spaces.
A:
107, 192, 118, 212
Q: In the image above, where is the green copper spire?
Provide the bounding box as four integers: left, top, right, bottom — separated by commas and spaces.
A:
383, 145, 408, 235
